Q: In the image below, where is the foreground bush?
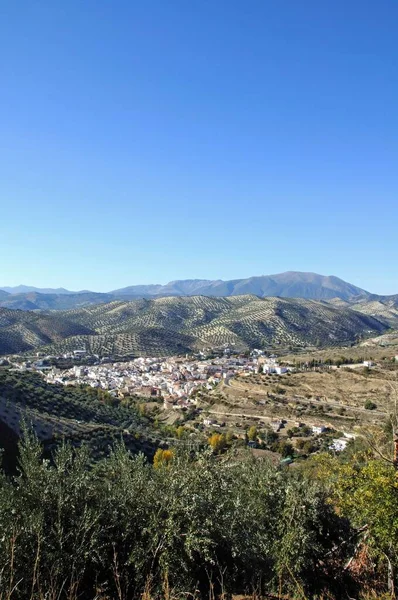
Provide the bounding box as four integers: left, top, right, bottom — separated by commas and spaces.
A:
310, 451, 398, 597
0, 434, 355, 599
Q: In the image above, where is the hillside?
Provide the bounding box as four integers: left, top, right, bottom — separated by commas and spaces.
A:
350, 298, 398, 328
0, 295, 385, 357
359, 330, 398, 348
0, 308, 95, 354
0, 370, 158, 471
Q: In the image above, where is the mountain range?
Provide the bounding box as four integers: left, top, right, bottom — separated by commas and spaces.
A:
1, 271, 394, 312
0, 285, 80, 295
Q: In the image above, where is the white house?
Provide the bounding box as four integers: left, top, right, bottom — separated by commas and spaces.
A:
275, 366, 288, 375
329, 438, 349, 452
363, 360, 375, 368
73, 350, 87, 357
312, 424, 327, 435
263, 361, 287, 375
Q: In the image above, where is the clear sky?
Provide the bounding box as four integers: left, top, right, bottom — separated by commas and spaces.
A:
1, 0, 397, 294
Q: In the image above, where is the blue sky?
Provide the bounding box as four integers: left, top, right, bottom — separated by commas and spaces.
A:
1, 0, 397, 293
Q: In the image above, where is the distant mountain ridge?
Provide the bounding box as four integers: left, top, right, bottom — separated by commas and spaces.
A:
0, 285, 83, 295
141, 273, 366, 300
0, 291, 114, 311
0, 271, 383, 311
105, 272, 372, 301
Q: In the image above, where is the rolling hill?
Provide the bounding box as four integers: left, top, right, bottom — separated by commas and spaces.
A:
0, 307, 95, 354
326, 297, 398, 329
351, 299, 398, 328
0, 295, 387, 357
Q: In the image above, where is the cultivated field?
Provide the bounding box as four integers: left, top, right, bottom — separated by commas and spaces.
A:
195, 361, 398, 439
12, 295, 387, 357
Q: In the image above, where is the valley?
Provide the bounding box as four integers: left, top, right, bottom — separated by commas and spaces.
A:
2, 331, 397, 471
1, 271, 396, 470
1, 281, 397, 599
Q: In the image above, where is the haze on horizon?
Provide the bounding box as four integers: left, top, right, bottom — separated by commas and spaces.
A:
1, 1, 397, 295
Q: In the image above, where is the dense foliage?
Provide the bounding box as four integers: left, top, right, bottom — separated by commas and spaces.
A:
310, 451, 398, 596
1, 371, 398, 598
0, 433, 357, 600
0, 371, 143, 429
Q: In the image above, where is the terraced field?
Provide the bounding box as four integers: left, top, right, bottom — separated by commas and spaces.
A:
22, 295, 387, 357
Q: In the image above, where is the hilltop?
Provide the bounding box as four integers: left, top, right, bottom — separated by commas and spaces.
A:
0, 295, 387, 357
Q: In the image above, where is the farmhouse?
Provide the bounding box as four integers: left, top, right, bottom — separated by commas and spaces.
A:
312, 424, 327, 435
329, 438, 349, 452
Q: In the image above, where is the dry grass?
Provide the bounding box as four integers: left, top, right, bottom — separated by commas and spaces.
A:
200, 363, 398, 436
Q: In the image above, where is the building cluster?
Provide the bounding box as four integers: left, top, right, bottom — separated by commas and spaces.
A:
43, 353, 261, 410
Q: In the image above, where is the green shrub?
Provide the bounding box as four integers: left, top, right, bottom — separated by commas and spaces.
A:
364, 400, 377, 410
0, 431, 354, 599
